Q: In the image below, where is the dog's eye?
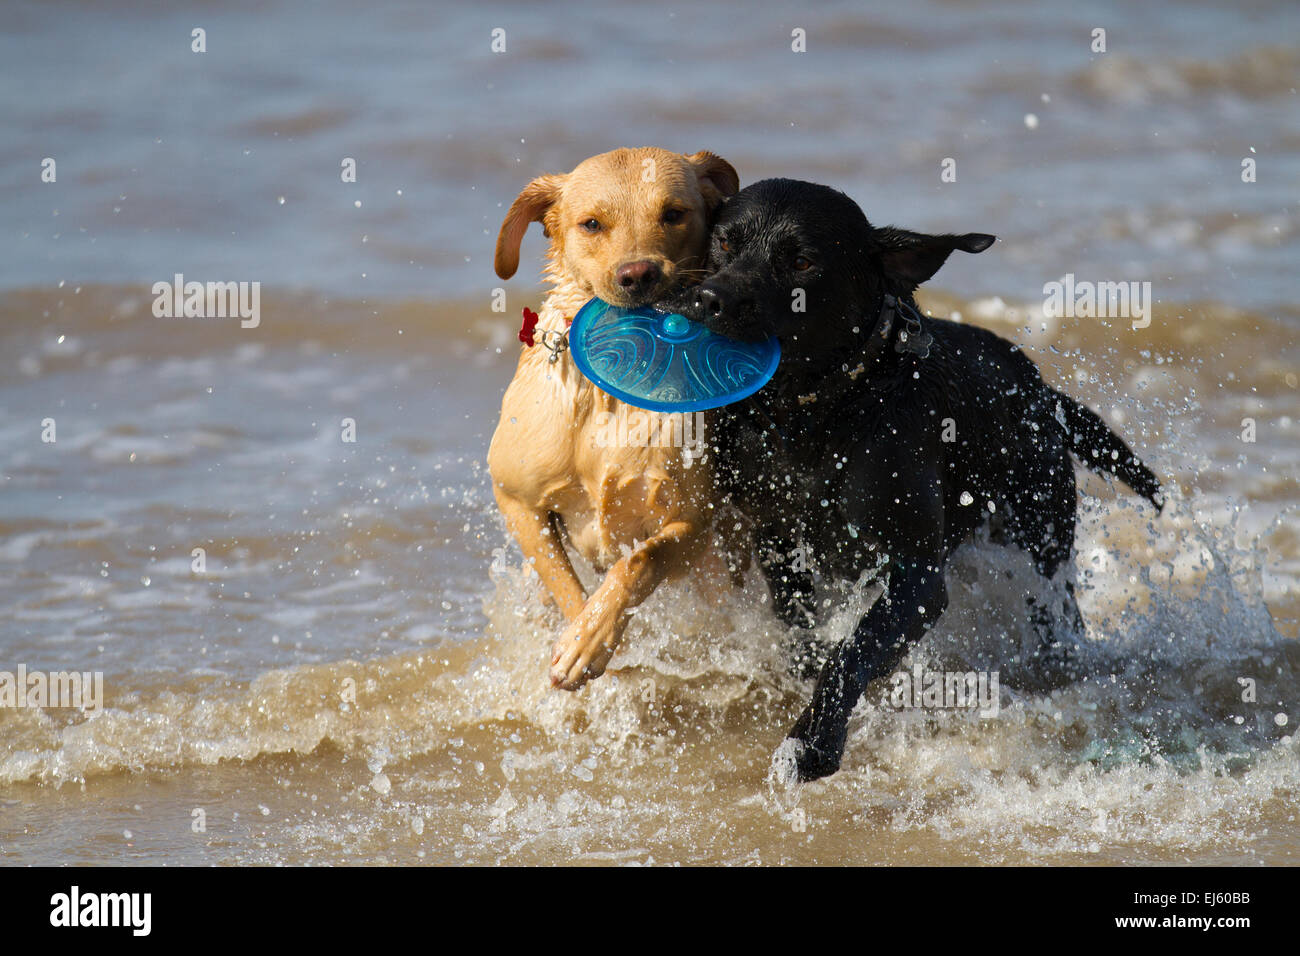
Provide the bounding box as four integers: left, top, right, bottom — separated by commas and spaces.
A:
579, 218, 602, 234
793, 256, 814, 272
661, 208, 686, 226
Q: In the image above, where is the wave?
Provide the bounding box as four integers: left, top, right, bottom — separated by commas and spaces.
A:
1071, 45, 1300, 103
1, 499, 1295, 861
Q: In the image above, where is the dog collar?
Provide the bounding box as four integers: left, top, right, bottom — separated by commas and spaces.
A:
743, 295, 933, 448
782, 295, 930, 410
519, 307, 572, 364
869, 294, 933, 362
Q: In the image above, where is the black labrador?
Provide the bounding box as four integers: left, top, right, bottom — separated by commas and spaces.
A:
662, 178, 1163, 781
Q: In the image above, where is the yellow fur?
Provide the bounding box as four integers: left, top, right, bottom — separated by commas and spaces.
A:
487, 147, 739, 688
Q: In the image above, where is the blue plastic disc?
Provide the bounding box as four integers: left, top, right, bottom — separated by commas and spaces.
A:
568, 299, 780, 413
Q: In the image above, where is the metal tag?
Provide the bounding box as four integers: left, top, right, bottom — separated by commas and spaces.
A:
895, 325, 933, 359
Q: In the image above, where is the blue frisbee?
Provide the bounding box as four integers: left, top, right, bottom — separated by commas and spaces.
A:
568, 298, 780, 413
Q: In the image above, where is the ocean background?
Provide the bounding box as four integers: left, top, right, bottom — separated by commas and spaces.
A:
0, 0, 1297, 865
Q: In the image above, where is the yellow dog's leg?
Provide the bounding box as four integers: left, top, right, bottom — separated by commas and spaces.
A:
494, 488, 587, 622
550, 518, 698, 690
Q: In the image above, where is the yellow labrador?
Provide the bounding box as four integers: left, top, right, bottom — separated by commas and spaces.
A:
490, 147, 739, 689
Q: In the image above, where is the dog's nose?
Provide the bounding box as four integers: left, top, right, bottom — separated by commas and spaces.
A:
615, 260, 662, 294
695, 285, 725, 317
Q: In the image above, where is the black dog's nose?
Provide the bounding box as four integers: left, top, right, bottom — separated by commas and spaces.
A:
615, 260, 662, 294
695, 285, 725, 317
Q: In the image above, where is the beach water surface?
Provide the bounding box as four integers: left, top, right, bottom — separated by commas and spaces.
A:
1, 0, 1297, 864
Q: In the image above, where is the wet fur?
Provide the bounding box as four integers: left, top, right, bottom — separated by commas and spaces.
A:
666, 178, 1163, 780
488, 147, 739, 690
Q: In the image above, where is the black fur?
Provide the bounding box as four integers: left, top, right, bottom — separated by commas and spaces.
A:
661, 179, 1162, 781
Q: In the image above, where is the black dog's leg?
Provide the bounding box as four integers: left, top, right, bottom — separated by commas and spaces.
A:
755, 526, 816, 629
754, 526, 827, 679
1016, 480, 1086, 688
788, 560, 948, 781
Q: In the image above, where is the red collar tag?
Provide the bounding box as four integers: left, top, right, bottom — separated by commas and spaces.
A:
518, 307, 540, 346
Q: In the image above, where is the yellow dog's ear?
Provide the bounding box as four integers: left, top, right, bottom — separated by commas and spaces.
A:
685, 151, 740, 209
494, 174, 566, 279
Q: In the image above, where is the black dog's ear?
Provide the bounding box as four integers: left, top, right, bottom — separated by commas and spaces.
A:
875, 228, 996, 288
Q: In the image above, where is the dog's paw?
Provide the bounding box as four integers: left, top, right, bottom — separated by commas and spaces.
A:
768, 738, 806, 794
549, 637, 615, 691
548, 599, 624, 691
790, 737, 843, 782
787, 706, 848, 781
